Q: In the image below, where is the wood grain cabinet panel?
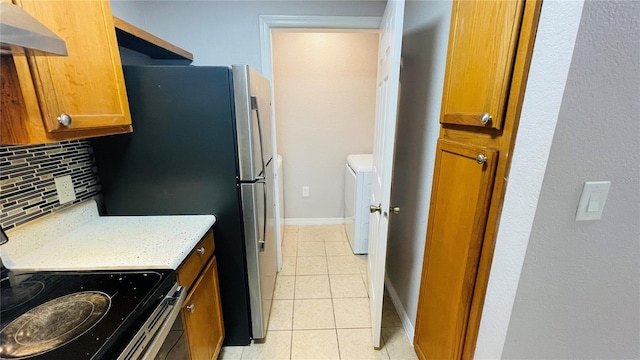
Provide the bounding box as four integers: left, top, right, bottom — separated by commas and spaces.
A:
1, 0, 132, 145
414, 140, 498, 360
182, 256, 225, 360
177, 229, 224, 360
207, 257, 225, 359
440, 0, 525, 130
177, 230, 215, 291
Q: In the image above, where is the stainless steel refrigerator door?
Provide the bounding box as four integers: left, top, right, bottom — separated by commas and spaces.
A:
240, 174, 276, 339
233, 65, 273, 181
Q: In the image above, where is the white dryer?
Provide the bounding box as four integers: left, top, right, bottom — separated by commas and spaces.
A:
344, 154, 373, 254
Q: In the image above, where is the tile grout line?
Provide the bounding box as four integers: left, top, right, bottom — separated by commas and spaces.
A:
289, 228, 297, 360
336, 327, 342, 359
325, 233, 342, 359
291, 271, 297, 331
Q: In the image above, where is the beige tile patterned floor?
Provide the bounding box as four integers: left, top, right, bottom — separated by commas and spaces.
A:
219, 225, 418, 360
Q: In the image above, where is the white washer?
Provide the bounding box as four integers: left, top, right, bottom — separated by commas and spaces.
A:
344, 154, 373, 254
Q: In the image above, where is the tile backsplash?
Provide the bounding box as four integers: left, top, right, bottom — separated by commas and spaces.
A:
0, 140, 101, 230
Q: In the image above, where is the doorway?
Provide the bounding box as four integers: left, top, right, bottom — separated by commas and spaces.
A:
258, 14, 413, 356
270, 28, 383, 352
259, 16, 381, 273
271, 29, 378, 226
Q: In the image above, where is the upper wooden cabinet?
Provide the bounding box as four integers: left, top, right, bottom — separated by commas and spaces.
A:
440, 0, 525, 130
1, 0, 132, 145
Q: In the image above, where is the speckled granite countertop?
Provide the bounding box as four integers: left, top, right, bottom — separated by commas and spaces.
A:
1, 200, 216, 271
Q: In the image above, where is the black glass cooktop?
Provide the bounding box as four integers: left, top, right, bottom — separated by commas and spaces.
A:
0, 269, 175, 360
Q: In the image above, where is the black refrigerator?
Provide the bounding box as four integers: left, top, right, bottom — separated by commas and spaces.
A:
92, 65, 277, 345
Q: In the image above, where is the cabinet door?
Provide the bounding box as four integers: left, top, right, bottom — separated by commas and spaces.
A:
414, 140, 498, 360
182, 256, 224, 360
440, 0, 525, 130
207, 256, 224, 358
15, 0, 131, 133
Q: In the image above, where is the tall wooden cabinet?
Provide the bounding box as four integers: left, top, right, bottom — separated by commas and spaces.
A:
1, 0, 132, 145
414, 0, 542, 359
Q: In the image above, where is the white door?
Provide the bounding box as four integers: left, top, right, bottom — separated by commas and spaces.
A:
369, 0, 405, 348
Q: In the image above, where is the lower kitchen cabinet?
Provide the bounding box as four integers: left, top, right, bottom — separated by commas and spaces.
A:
182, 256, 224, 360
177, 230, 224, 360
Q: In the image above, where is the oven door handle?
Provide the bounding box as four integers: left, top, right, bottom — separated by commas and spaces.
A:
140, 286, 187, 360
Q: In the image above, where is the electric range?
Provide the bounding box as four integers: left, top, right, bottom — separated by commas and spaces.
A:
0, 268, 176, 359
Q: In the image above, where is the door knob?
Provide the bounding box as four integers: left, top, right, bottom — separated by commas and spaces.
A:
196, 247, 206, 255
370, 203, 382, 214
389, 206, 400, 215
476, 154, 487, 165
480, 112, 492, 125
186, 304, 195, 312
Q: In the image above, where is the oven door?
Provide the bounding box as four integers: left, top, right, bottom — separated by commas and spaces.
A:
118, 283, 188, 360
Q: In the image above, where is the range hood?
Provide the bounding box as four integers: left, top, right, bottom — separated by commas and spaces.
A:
0, 3, 67, 56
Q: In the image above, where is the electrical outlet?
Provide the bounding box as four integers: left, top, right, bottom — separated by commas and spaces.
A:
54, 175, 76, 204
302, 186, 310, 198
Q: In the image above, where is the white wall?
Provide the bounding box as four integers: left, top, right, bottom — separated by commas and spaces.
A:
501, 1, 640, 358
110, 0, 147, 27
109, 1, 386, 71
272, 31, 378, 220
384, 0, 451, 339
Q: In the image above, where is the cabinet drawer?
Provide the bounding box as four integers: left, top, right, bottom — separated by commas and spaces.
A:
177, 229, 214, 291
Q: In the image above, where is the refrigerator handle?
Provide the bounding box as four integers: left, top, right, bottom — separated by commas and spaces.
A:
261, 181, 267, 252
251, 96, 267, 177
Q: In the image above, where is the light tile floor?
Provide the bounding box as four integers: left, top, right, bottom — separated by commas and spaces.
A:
219, 225, 418, 360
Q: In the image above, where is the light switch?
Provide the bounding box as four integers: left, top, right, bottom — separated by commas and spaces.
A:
576, 181, 611, 221
587, 191, 601, 212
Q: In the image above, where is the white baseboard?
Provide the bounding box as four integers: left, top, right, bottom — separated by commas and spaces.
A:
284, 218, 345, 225
385, 274, 416, 344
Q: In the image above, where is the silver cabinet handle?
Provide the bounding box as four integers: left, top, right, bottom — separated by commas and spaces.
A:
480, 113, 492, 125
186, 304, 195, 312
196, 247, 205, 255
57, 113, 72, 126
476, 154, 487, 165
